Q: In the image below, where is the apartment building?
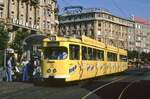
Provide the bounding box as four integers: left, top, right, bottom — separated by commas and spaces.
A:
59, 6, 133, 49
131, 16, 150, 53
0, 0, 4, 22
3, 0, 58, 35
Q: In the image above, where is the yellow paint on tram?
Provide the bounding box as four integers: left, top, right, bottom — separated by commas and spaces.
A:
41, 35, 128, 82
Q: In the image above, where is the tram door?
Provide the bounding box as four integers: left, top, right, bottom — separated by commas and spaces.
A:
68, 44, 81, 81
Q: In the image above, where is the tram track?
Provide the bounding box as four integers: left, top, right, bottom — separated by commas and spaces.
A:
0, 69, 149, 99
82, 76, 128, 99
82, 70, 146, 99
118, 80, 137, 99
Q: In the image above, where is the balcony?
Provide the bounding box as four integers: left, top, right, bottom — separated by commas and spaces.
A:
31, 0, 40, 5
5, 18, 40, 32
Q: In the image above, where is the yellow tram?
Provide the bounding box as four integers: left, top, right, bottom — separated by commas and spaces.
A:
41, 35, 128, 82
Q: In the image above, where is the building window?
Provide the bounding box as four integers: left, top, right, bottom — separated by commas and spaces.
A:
44, 0, 46, 3
44, 9, 47, 16
30, 6, 32, 11
98, 23, 101, 27
47, 21, 51, 29
29, 17, 32, 26
108, 15, 111, 19
47, 9, 51, 17
21, 2, 24, 8
0, 10, 2, 18
43, 21, 46, 28
137, 37, 141, 41
12, 0, 15, 5
99, 13, 102, 17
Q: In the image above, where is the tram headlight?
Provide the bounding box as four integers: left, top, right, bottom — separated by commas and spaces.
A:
53, 69, 57, 73
47, 69, 51, 73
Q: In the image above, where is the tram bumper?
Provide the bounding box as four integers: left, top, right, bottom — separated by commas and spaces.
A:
42, 75, 70, 79
42, 75, 70, 83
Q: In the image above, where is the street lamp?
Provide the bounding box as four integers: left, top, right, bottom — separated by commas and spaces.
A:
137, 43, 142, 70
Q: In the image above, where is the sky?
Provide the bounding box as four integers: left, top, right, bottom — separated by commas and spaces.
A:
57, 0, 150, 20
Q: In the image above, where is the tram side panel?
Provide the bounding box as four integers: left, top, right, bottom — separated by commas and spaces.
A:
80, 61, 97, 80
66, 60, 81, 82
96, 61, 107, 76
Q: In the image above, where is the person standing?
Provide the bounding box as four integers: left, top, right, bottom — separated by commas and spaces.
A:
58, 52, 67, 60
21, 58, 29, 82
6, 57, 13, 82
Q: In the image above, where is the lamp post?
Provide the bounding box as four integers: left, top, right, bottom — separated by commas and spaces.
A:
138, 42, 141, 70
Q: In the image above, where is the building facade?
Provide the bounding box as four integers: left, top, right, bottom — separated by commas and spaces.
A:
0, 0, 4, 22
59, 7, 133, 49
1, 0, 59, 42
130, 16, 150, 53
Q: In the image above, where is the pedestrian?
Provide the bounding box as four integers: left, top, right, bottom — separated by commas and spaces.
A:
6, 57, 13, 82
21, 58, 29, 82
11, 54, 17, 68
28, 59, 34, 81
58, 52, 67, 60
33, 58, 41, 78
11, 54, 18, 81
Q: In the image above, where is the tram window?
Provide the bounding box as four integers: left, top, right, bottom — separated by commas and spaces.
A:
107, 52, 117, 61
69, 45, 80, 60
43, 47, 68, 60
82, 46, 88, 60
97, 50, 104, 61
88, 47, 93, 60
119, 55, 127, 62
93, 49, 97, 60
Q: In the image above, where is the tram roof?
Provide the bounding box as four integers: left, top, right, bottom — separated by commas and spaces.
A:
107, 45, 118, 52
43, 35, 127, 54
118, 48, 127, 55
43, 35, 106, 48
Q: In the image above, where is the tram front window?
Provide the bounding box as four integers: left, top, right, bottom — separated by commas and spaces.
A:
44, 47, 68, 60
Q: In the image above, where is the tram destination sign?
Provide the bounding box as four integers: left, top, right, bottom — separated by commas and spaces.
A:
47, 42, 59, 47
48, 36, 56, 41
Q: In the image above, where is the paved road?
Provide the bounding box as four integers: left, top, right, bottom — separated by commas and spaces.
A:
82, 68, 150, 99
0, 68, 150, 99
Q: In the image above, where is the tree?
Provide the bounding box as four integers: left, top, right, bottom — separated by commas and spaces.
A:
0, 25, 9, 50
147, 52, 150, 61
10, 30, 30, 60
140, 52, 147, 61
128, 50, 138, 60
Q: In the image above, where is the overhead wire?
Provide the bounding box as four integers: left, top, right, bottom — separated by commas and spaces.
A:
111, 0, 129, 18
61, 0, 71, 6
58, 0, 72, 13
61, 0, 129, 18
